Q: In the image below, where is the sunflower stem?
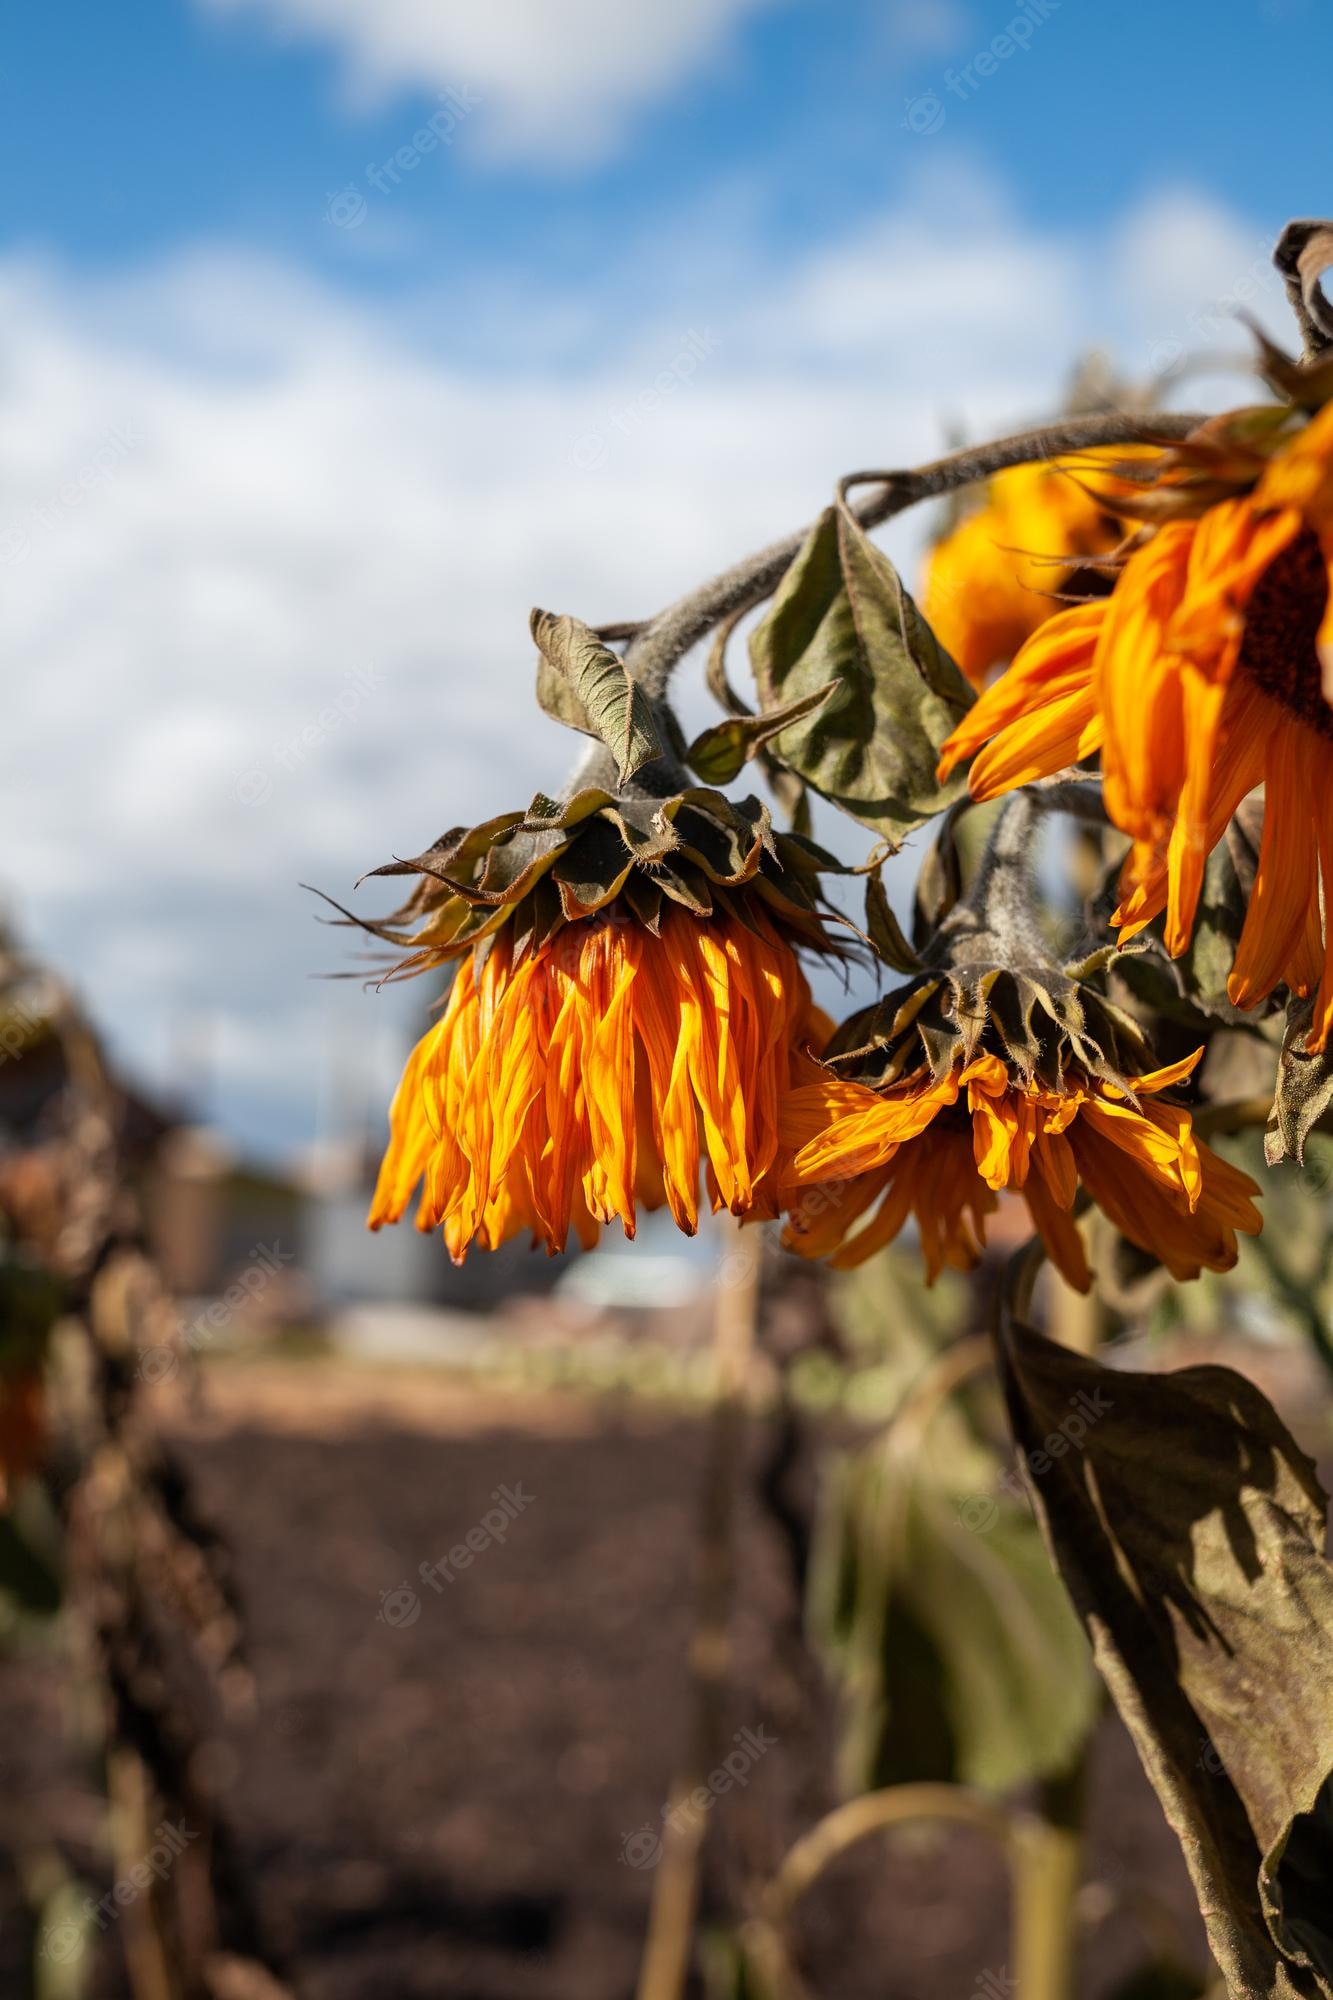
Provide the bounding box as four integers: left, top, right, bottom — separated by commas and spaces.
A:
935, 789, 1053, 970
617, 410, 1204, 704
1010, 1760, 1087, 2000
1273, 220, 1333, 361
634, 1218, 760, 2000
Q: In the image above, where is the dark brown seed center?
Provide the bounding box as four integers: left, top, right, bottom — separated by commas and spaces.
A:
1237, 525, 1333, 739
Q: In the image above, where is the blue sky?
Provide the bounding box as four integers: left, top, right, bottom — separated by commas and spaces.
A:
7, 0, 1326, 311
3, 0, 1329, 1163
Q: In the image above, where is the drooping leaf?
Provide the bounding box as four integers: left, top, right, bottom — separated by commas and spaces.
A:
864, 874, 921, 975
530, 609, 663, 784
911, 794, 978, 946
809, 1431, 1097, 1799
748, 505, 973, 844
1266, 995, 1333, 1168
995, 1313, 1333, 1999
685, 681, 838, 786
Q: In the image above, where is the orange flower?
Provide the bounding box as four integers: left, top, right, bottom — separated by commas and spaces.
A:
780, 1048, 1259, 1289
371, 901, 831, 1262
922, 452, 1144, 688
938, 404, 1333, 1046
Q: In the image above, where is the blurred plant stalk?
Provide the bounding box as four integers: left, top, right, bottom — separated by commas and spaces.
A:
635, 1219, 760, 2000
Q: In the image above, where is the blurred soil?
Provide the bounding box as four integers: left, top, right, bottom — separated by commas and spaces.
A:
0, 1356, 1212, 1999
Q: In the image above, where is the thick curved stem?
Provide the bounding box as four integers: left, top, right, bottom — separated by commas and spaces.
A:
1273, 220, 1333, 361
762, 1783, 1016, 1924
622, 410, 1204, 701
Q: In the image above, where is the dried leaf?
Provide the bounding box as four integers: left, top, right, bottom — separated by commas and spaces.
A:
1266, 996, 1333, 1167
748, 505, 973, 843
531, 609, 663, 784
864, 874, 921, 975
685, 680, 838, 785
996, 1314, 1333, 1999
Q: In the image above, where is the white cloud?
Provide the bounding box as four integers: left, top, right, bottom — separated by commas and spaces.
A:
199, 0, 787, 162
0, 173, 1283, 1159
1108, 188, 1288, 377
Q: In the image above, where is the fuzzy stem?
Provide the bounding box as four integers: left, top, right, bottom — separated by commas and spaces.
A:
1273, 220, 1333, 361
621, 410, 1203, 701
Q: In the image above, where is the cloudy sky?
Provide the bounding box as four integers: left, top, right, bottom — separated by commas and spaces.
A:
3, 0, 1328, 1163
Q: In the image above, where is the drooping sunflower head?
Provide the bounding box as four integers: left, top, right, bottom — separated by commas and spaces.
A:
354, 780, 846, 1263
921, 448, 1153, 689
937, 383, 1333, 1051
780, 796, 1261, 1288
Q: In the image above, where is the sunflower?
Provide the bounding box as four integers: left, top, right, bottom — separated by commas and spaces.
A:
360, 785, 839, 1261
937, 401, 1333, 1046
922, 450, 1145, 688
781, 1046, 1260, 1289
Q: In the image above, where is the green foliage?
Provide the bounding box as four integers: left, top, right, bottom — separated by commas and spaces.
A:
748, 504, 973, 845
807, 1381, 1097, 1800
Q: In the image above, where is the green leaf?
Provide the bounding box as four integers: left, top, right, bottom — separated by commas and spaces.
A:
685, 681, 838, 785
996, 1314, 1333, 1999
748, 505, 974, 844
531, 609, 663, 784
809, 1437, 1097, 1799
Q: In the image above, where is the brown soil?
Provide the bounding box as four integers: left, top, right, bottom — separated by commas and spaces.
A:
0, 1358, 1209, 1999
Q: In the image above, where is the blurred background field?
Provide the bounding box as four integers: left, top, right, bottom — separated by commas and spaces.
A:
7, 2, 1333, 1995
4, 943, 1332, 1996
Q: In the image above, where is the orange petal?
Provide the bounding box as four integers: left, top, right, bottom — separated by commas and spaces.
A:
937, 601, 1104, 786
1227, 719, 1320, 1009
